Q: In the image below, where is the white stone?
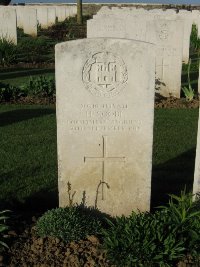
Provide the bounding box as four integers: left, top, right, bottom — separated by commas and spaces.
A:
56, 6, 66, 22
88, 10, 184, 98
146, 19, 184, 98
37, 6, 48, 29
192, 10, 200, 36
87, 14, 147, 40
193, 102, 200, 196
23, 8, 37, 37
66, 6, 76, 18
93, 7, 192, 65
56, 38, 155, 216
0, 7, 17, 44
14, 6, 24, 29
177, 10, 193, 63
48, 7, 56, 27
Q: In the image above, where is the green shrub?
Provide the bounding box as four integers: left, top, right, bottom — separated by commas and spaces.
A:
17, 36, 51, 63
0, 38, 17, 66
36, 206, 102, 243
102, 191, 200, 267
190, 24, 200, 55
0, 82, 26, 102
182, 59, 195, 101
0, 210, 10, 251
22, 76, 55, 97
159, 191, 200, 261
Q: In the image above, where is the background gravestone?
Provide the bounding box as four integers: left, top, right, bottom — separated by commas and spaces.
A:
193, 105, 200, 196
87, 8, 184, 98
146, 19, 183, 98
55, 6, 66, 22
14, 6, 24, 29
23, 8, 37, 37
178, 10, 193, 64
36, 6, 48, 29
0, 7, 17, 44
56, 38, 155, 216
47, 7, 56, 27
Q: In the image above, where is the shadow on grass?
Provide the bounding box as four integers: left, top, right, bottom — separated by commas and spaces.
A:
151, 148, 196, 210
0, 108, 55, 127
0, 68, 55, 80
0, 189, 58, 215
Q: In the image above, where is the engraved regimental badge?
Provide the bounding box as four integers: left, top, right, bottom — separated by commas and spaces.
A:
158, 23, 169, 41
82, 52, 128, 98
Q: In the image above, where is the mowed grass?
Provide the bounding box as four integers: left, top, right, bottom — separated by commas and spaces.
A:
152, 109, 199, 208
0, 68, 55, 87
0, 105, 199, 212
0, 104, 57, 212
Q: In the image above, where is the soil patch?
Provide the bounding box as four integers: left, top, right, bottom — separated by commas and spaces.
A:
1, 217, 114, 267
0, 217, 197, 267
155, 95, 199, 109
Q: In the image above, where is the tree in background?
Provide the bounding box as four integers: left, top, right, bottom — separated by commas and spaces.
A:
77, 0, 83, 25
0, 0, 11, 5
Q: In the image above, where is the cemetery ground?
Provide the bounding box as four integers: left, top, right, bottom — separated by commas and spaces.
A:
0, 106, 199, 266
0, 13, 200, 267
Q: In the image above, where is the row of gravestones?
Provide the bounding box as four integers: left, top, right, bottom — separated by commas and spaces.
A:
56, 7, 200, 217
0, 5, 76, 43
87, 6, 200, 98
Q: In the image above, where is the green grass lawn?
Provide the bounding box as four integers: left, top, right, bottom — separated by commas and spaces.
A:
0, 68, 55, 87
0, 104, 57, 212
0, 105, 199, 212
152, 109, 199, 208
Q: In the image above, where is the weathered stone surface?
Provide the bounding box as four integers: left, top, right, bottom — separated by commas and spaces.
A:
88, 10, 184, 98
47, 7, 56, 27
36, 6, 48, 29
56, 38, 155, 216
146, 19, 183, 98
55, 6, 66, 22
88, 12, 147, 40
14, 6, 24, 29
0, 7, 17, 44
192, 10, 200, 38
193, 104, 200, 196
23, 8, 37, 37
177, 10, 193, 63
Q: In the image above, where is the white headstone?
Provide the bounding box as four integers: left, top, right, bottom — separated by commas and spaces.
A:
146, 19, 184, 98
56, 38, 155, 216
88, 9, 184, 98
178, 10, 193, 63
192, 10, 200, 38
87, 14, 147, 40
0, 7, 17, 44
23, 8, 37, 37
48, 7, 56, 27
14, 6, 24, 29
37, 6, 48, 29
193, 102, 200, 196
56, 6, 66, 22
70, 5, 77, 17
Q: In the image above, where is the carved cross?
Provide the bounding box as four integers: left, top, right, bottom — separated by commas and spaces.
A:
156, 57, 170, 80
84, 136, 125, 200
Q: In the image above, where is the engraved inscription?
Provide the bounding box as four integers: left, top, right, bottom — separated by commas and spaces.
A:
157, 23, 169, 40
84, 136, 125, 200
67, 103, 141, 132
82, 52, 128, 98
